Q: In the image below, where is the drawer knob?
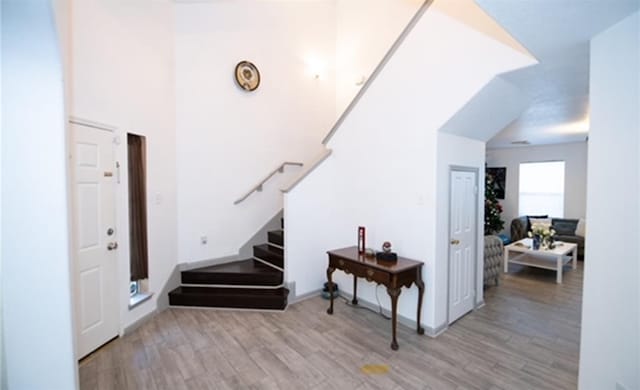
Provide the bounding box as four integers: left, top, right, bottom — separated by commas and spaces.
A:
366, 269, 374, 277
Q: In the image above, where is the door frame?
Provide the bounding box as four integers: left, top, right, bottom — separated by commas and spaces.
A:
446, 165, 480, 324
68, 116, 122, 359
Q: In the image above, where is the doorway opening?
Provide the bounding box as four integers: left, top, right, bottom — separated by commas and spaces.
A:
127, 133, 151, 308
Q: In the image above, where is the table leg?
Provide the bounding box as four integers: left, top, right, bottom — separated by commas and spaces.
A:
415, 269, 425, 335
572, 247, 577, 270
387, 287, 401, 350
326, 267, 335, 314
556, 255, 562, 284
503, 248, 509, 274
352, 274, 358, 305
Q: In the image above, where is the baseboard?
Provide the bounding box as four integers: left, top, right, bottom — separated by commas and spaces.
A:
289, 288, 322, 304
156, 264, 181, 312
179, 254, 240, 272
285, 281, 296, 299
338, 291, 447, 338
123, 309, 157, 335
427, 321, 448, 337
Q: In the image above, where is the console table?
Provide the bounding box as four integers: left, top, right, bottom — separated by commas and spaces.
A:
325, 246, 425, 350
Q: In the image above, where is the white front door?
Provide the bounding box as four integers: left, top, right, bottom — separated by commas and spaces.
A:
71, 122, 119, 359
448, 169, 477, 324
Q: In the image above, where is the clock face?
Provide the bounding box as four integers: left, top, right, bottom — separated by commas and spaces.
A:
235, 61, 260, 91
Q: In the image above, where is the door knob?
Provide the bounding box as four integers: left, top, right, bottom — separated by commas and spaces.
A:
450, 239, 460, 245
107, 242, 118, 251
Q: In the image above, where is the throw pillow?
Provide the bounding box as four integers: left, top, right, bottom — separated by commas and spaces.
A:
529, 217, 552, 229
575, 218, 586, 237
552, 219, 579, 235
527, 215, 548, 231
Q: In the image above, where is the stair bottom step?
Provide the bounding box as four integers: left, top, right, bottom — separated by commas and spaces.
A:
168, 286, 289, 310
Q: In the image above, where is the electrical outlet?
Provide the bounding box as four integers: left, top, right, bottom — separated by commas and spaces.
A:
200, 236, 208, 245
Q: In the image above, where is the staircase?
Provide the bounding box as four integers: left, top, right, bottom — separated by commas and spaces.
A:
168, 223, 288, 310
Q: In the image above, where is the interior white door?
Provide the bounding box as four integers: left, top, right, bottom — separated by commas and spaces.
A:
72, 122, 119, 359
448, 169, 477, 324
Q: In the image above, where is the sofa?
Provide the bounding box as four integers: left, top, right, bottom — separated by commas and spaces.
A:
484, 235, 503, 286
511, 216, 585, 259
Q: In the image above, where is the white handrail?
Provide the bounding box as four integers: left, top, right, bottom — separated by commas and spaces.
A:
234, 161, 303, 205
282, 149, 332, 194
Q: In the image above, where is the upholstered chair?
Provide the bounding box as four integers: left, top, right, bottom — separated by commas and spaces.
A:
484, 235, 503, 286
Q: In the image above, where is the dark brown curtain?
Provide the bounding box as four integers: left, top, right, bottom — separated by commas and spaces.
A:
128, 134, 149, 281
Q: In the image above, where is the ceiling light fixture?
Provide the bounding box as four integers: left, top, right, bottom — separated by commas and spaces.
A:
511, 140, 530, 145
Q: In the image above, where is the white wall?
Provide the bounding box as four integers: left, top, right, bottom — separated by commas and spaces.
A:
579, 11, 639, 390
435, 133, 485, 328
0, 1, 4, 386
485, 142, 588, 235
335, 0, 419, 116
175, 1, 336, 263
71, 0, 177, 329
285, 9, 534, 331
1, 1, 78, 388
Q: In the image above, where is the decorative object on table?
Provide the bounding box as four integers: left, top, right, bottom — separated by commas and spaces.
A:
531, 234, 541, 250
358, 226, 366, 254
376, 241, 397, 262
528, 222, 556, 250
321, 281, 339, 300
376, 251, 398, 262
234, 61, 260, 91
364, 248, 376, 257
484, 171, 505, 235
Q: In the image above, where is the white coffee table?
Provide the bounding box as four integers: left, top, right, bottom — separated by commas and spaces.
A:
504, 238, 578, 283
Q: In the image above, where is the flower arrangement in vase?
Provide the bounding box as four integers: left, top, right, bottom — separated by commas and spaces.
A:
528, 223, 556, 250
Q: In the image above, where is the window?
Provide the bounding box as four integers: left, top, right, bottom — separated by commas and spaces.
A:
519, 161, 565, 217
130, 281, 140, 297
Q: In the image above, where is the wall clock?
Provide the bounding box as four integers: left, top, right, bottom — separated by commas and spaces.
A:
234, 61, 260, 92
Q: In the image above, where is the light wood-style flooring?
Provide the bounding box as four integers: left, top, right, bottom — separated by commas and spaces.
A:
80, 263, 582, 389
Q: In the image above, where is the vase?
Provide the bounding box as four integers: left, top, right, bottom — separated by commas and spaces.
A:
532, 235, 541, 250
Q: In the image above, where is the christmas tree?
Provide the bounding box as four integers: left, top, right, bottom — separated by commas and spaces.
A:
485, 172, 504, 235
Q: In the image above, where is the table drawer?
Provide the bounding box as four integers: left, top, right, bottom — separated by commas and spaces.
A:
330, 257, 390, 285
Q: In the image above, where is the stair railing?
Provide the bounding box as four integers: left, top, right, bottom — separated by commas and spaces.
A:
234, 161, 304, 205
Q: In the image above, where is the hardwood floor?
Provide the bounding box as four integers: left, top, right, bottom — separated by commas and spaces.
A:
80, 263, 582, 390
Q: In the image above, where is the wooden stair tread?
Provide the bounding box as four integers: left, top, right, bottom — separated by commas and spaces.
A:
183, 259, 279, 274
181, 259, 282, 286
267, 229, 284, 246
253, 244, 284, 268
170, 286, 288, 296
168, 286, 289, 310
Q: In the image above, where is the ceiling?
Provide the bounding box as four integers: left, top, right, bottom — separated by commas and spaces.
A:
475, 0, 640, 149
